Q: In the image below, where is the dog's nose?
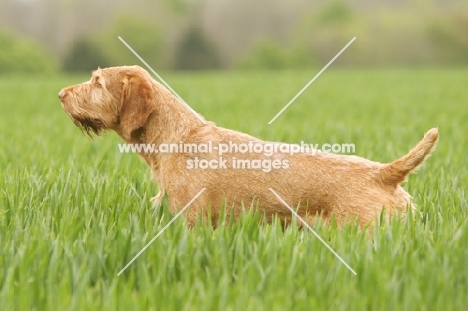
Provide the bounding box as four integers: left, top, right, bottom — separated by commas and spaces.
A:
58, 89, 67, 101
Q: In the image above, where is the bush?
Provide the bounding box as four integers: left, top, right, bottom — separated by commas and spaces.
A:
0, 29, 58, 74
236, 1, 354, 70
237, 40, 290, 70
237, 39, 317, 70
289, 1, 359, 67
315, 1, 354, 26
427, 11, 468, 65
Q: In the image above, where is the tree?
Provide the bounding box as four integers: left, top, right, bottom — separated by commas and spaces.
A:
63, 39, 110, 72
173, 27, 221, 70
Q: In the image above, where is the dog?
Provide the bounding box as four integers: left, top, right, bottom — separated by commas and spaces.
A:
58, 65, 438, 227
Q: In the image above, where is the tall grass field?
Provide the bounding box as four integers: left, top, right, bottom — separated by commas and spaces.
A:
1, 70, 467, 310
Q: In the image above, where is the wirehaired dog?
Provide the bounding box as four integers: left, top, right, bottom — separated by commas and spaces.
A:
59, 66, 438, 226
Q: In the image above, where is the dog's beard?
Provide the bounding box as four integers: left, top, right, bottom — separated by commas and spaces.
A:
71, 115, 105, 137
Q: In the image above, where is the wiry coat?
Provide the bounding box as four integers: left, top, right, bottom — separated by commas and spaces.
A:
59, 66, 439, 226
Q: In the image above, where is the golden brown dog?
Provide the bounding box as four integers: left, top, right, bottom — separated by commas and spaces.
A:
58, 66, 438, 227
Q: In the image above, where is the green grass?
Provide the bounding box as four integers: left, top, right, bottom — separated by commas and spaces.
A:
1, 69, 467, 310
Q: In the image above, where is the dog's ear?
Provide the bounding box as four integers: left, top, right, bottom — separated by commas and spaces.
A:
119, 72, 155, 140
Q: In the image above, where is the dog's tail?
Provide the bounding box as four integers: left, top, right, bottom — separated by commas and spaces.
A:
380, 128, 439, 185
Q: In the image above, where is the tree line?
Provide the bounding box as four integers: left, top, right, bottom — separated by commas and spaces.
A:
0, 0, 467, 73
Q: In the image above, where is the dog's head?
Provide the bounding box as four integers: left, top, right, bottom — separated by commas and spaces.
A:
59, 65, 156, 140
